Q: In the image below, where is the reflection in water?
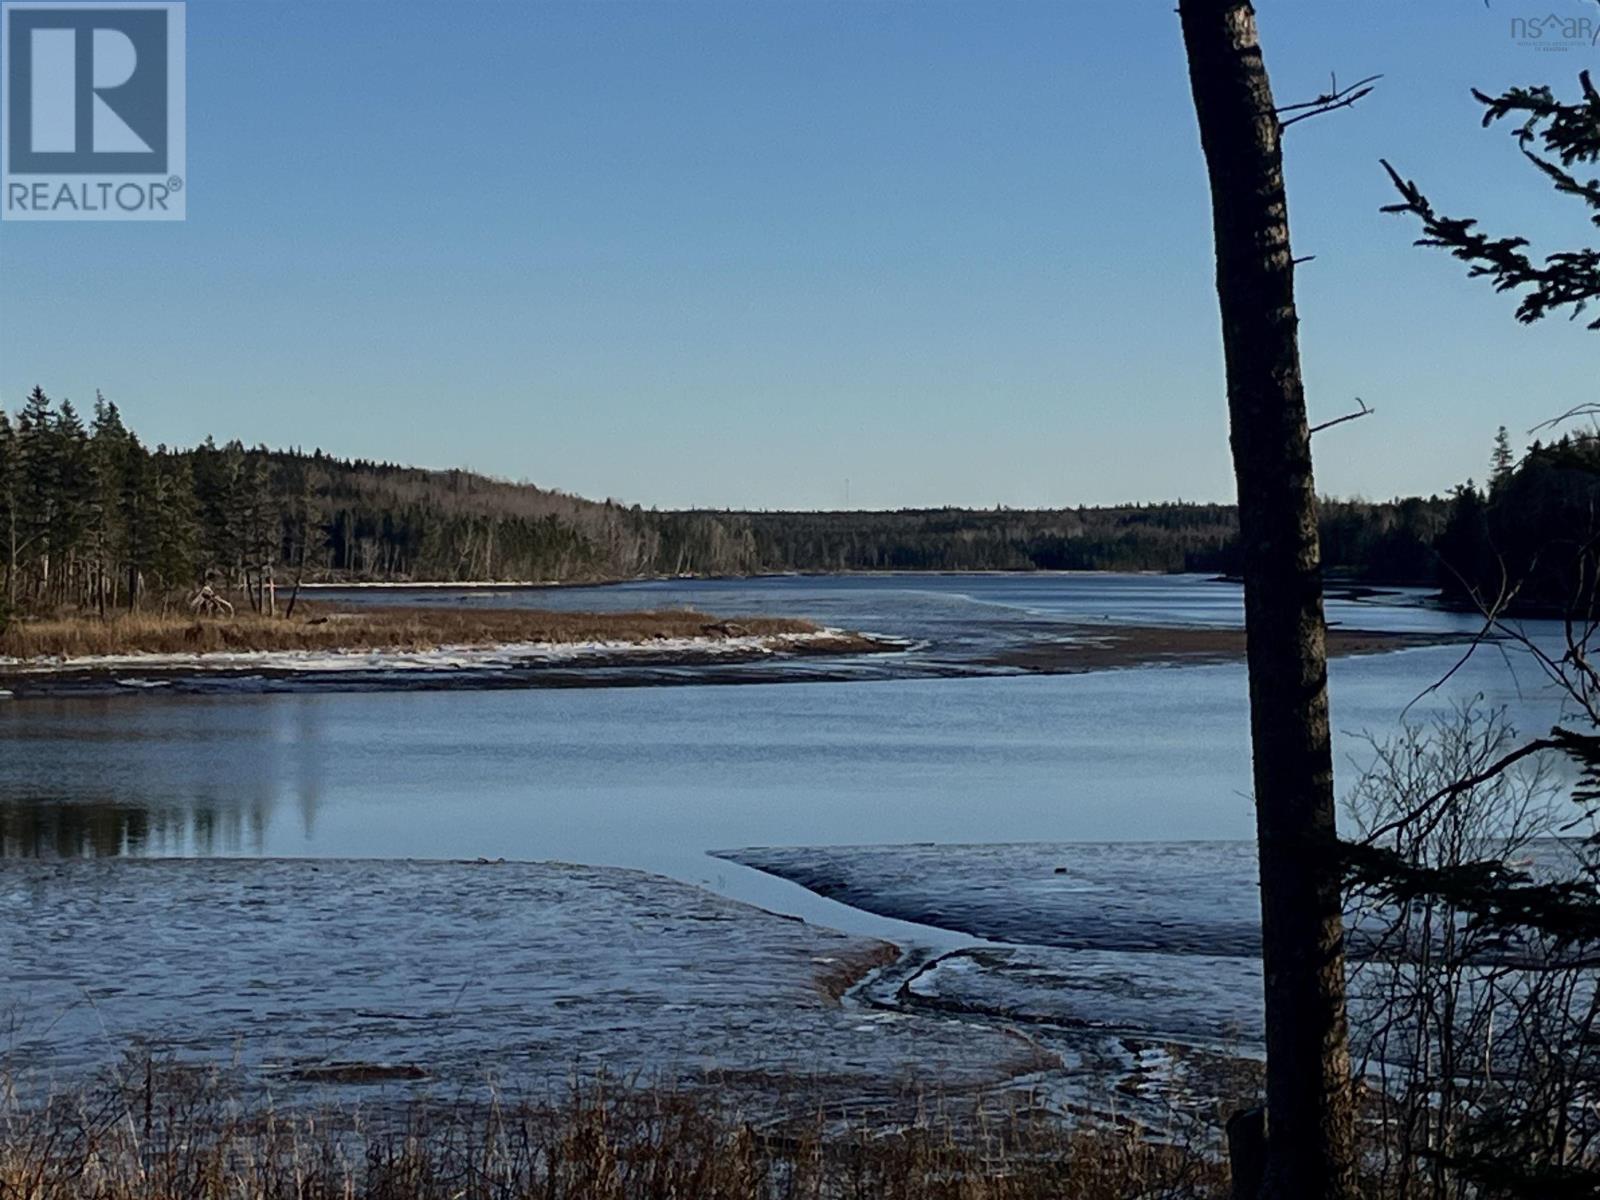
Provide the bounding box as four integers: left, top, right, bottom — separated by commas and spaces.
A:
0, 693, 326, 858
0, 794, 277, 858
0, 576, 1573, 872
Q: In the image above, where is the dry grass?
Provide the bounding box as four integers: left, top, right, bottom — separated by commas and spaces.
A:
0, 1065, 1227, 1200
0, 607, 869, 661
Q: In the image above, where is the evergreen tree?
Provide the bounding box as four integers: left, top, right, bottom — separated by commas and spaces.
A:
1384, 70, 1599, 327
15, 387, 59, 603
118, 435, 160, 608
0, 408, 14, 615
188, 436, 235, 580
88, 394, 132, 612
1490, 425, 1515, 489
151, 454, 198, 594
234, 449, 276, 609
1434, 481, 1494, 603
49, 400, 93, 606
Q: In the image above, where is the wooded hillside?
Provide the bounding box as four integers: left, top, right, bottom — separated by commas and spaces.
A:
4, 386, 1563, 617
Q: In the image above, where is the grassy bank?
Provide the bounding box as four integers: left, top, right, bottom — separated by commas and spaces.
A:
0, 1070, 1225, 1200
0, 607, 863, 661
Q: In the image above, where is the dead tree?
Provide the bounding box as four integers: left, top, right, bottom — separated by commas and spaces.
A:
1177, 2, 1357, 1195
188, 585, 234, 618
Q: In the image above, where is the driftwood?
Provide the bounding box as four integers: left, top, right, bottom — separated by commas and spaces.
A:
187, 586, 235, 618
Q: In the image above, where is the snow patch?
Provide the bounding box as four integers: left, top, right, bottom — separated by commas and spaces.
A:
0, 630, 854, 676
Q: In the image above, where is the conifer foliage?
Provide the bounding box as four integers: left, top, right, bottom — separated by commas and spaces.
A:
0, 388, 668, 615
1383, 70, 1600, 327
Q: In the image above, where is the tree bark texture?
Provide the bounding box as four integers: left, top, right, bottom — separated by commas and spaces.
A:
1177, 3, 1357, 1196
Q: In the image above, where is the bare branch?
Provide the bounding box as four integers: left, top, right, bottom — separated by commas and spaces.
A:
1532, 403, 1600, 435
1310, 397, 1373, 435
1360, 735, 1567, 849
1278, 72, 1382, 130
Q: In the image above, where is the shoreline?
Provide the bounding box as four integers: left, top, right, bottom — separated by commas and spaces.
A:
0, 605, 886, 665
0, 612, 1470, 697
985, 624, 1468, 674
0, 628, 879, 675
300, 568, 1438, 586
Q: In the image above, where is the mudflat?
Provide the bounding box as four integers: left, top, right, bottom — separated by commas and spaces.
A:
985, 623, 1464, 673
0, 857, 1052, 1116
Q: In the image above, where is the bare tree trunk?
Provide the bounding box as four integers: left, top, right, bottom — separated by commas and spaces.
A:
1177, 3, 1356, 1197
284, 562, 305, 620
6, 505, 15, 611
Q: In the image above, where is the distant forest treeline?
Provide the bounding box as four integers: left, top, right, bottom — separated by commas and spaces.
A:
0, 387, 1592, 616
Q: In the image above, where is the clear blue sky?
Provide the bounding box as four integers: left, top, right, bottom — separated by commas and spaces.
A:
0, 0, 1593, 510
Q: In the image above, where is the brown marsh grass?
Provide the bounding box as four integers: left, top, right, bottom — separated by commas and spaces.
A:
0, 1066, 1227, 1200
0, 607, 858, 661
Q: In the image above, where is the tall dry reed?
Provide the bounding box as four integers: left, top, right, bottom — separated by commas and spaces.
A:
0, 1063, 1225, 1200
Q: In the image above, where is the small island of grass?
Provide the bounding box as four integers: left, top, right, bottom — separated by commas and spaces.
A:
0, 605, 881, 665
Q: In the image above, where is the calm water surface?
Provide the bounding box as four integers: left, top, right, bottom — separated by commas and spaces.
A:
0, 574, 1572, 930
